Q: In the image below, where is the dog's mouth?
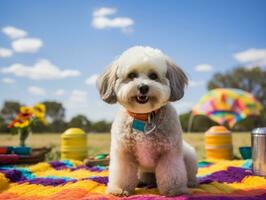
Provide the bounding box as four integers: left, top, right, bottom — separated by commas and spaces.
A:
136, 95, 149, 104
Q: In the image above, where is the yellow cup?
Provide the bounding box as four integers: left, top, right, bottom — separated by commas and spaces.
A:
205, 126, 233, 160
61, 128, 87, 160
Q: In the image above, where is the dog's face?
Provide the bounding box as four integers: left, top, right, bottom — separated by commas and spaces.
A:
97, 46, 188, 113
114, 63, 171, 113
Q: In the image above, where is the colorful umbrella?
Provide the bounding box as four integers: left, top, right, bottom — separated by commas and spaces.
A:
192, 88, 263, 128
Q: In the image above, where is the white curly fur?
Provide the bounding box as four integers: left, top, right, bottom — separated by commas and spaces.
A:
97, 46, 198, 197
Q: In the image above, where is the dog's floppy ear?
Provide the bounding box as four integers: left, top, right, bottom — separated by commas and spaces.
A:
96, 61, 118, 104
166, 60, 188, 102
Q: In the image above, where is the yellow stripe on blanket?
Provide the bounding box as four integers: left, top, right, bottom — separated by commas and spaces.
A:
6, 180, 105, 197
198, 160, 245, 176
33, 168, 109, 179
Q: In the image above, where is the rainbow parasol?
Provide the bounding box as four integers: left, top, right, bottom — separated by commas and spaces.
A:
192, 88, 263, 128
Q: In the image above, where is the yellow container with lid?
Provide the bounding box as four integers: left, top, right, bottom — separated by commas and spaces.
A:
61, 128, 87, 160
205, 126, 233, 160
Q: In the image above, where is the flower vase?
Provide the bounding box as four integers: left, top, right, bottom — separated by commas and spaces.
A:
19, 128, 31, 147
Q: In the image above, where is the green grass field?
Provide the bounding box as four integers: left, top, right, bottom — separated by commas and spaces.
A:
0, 132, 251, 161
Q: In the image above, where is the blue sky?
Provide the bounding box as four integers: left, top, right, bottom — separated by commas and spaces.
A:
0, 0, 266, 121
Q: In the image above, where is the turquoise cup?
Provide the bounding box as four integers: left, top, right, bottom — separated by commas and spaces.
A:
239, 146, 252, 159
13, 147, 32, 155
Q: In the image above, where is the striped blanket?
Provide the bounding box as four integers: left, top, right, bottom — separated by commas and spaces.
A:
0, 159, 265, 200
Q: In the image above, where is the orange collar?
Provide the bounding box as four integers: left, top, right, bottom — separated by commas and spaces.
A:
127, 110, 159, 121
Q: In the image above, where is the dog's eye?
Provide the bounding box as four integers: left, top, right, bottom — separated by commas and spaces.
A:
149, 73, 158, 80
127, 72, 138, 80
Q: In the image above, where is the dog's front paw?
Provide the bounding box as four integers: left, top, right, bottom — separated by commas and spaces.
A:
161, 186, 191, 197
106, 185, 132, 196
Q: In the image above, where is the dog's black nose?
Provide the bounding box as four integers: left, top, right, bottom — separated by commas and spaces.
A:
138, 84, 149, 94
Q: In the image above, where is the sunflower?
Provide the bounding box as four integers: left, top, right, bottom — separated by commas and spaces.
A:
33, 103, 46, 114
14, 119, 30, 128
35, 112, 48, 125
19, 106, 33, 120
8, 103, 47, 130
33, 103, 47, 124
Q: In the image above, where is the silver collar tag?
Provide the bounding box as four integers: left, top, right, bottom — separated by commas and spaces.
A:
144, 113, 157, 135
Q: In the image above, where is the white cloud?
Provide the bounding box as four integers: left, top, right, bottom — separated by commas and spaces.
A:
234, 48, 266, 67
64, 90, 118, 121
2, 26, 27, 39
64, 90, 89, 120
194, 64, 213, 72
65, 90, 90, 118
68, 90, 88, 103
1, 59, 80, 80
28, 86, 46, 96
92, 7, 134, 31
2, 77, 15, 84
55, 89, 65, 96
92, 17, 134, 30
189, 80, 205, 88
85, 74, 99, 85
12, 38, 43, 53
93, 7, 117, 17
0, 48, 13, 58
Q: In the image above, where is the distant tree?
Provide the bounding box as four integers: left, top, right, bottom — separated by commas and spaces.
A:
192, 115, 218, 132
68, 115, 91, 132
261, 107, 266, 124
49, 119, 67, 133
31, 123, 49, 133
42, 101, 65, 123
232, 115, 261, 132
180, 112, 217, 132
0, 101, 21, 122
208, 67, 266, 107
179, 112, 190, 132
91, 120, 112, 133
0, 115, 8, 133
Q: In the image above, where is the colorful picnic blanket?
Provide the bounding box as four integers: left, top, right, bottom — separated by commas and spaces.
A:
0, 160, 265, 200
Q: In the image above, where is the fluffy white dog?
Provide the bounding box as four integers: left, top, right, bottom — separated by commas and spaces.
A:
97, 46, 198, 197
